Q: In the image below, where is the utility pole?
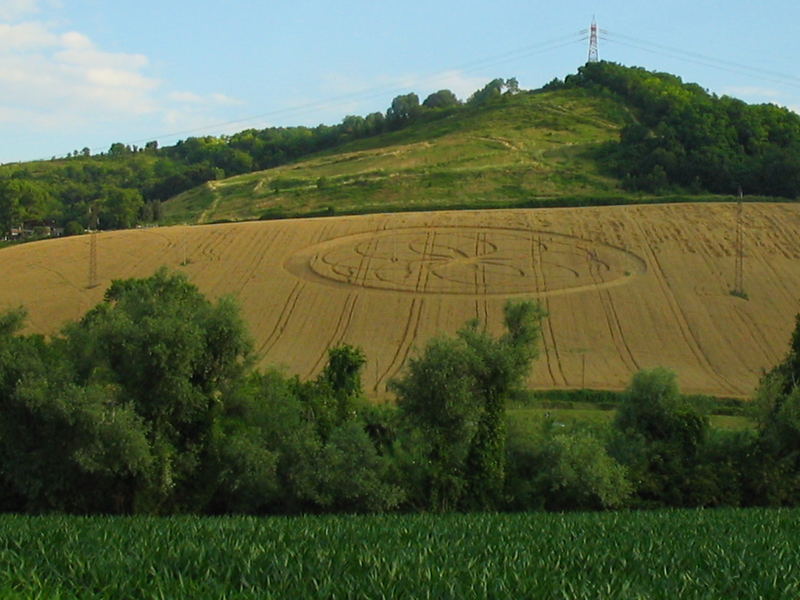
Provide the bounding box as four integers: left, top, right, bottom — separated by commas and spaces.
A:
181, 224, 188, 266
577, 349, 588, 389
87, 204, 99, 289
732, 186, 746, 298
587, 17, 599, 63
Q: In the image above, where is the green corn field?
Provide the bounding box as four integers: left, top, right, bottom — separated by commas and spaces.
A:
1, 508, 798, 599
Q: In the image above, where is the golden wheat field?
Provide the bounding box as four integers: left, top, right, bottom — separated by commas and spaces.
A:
2, 203, 799, 398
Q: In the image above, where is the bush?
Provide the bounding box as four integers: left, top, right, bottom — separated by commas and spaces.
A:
613, 368, 709, 506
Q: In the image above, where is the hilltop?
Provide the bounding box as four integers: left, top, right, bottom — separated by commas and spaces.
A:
161, 87, 628, 224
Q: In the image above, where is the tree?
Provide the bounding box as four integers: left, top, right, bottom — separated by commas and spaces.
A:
422, 89, 460, 109
386, 93, 421, 127
288, 420, 405, 513
767, 313, 800, 396
61, 268, 253, 512
613, 368, 708, 506
0, 307, 153, 513
107, 142, 131, 158
616, 368, 700, 444
391, 300, 545, 511
391, 335, 479, 511
536, 427, 631, 510
364, 112, 386, 135
225, 362, 403, 514
341, 115, 367, 138
101, 186, 143, 229
0, 179, 56, 235
748, 311, 800, 504
319, 344, 366, 423
569, 61, 800, 198
215, 147, 253, 176
460, 301, 546, 509
467, 78, 506, 106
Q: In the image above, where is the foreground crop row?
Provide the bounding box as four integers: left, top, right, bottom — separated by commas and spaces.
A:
1, 508, 798, 599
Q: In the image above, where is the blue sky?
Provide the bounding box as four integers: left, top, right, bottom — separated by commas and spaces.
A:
1, 0, 799, 163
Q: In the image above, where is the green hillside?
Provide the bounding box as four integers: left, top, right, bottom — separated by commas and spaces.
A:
4, 62, 800, 235
162, 88, 629, 224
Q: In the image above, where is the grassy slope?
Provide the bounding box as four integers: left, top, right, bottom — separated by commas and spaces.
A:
162, 88, 631, 224
508, 407, 753, 432
508, 389, 754, 431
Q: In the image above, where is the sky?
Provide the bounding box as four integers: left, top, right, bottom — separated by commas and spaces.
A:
1, 0, 800, 164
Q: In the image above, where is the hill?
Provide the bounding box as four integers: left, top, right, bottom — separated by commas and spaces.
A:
2, 202, 799, 398
161, 88, 628, 224
163, 63, 800, 225
4, 62, 800, 236
553, 62, 800, 197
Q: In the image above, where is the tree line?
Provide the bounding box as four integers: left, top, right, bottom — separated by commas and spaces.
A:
6, 63, 800, 240
0, 79, 517, 239
2, 269, 800, 515
548, 61, 800, 197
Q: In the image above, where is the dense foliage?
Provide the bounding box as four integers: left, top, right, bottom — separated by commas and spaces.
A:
2, 270, 800, 515
392, 301, 546, 511
4, 64, 800, 239
2, 509, 799, 598
552, 61, 800, 196
0, 74, 581, 238
0, 84, 485, 237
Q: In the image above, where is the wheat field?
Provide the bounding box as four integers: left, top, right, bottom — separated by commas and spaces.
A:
3, 203, 799, 398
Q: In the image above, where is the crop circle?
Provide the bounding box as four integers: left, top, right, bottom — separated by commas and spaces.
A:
285, 226, 645, 297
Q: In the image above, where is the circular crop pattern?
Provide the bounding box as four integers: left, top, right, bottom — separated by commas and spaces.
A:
286, 227, 646, 297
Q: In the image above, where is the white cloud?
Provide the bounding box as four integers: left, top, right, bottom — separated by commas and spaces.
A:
85, 67, 156, 90
0, 21, 57, 49
0, 26, 160, 125
0, 0, 40, 21
60, 30, 90, 49
168, 91, 204, 104
56, 44, 149, 71
210, 92, 243, 106
0, 103, 64, 129
0, 15, 243, 149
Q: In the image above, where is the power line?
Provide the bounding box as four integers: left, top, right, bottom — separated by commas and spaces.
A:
86, 32, 585, 154
49, 25, 800, 160
603, 30, 800, 90
607, 31, 800, 85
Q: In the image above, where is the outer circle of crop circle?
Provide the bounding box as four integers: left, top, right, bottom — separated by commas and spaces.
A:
285, 226, 646, 297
